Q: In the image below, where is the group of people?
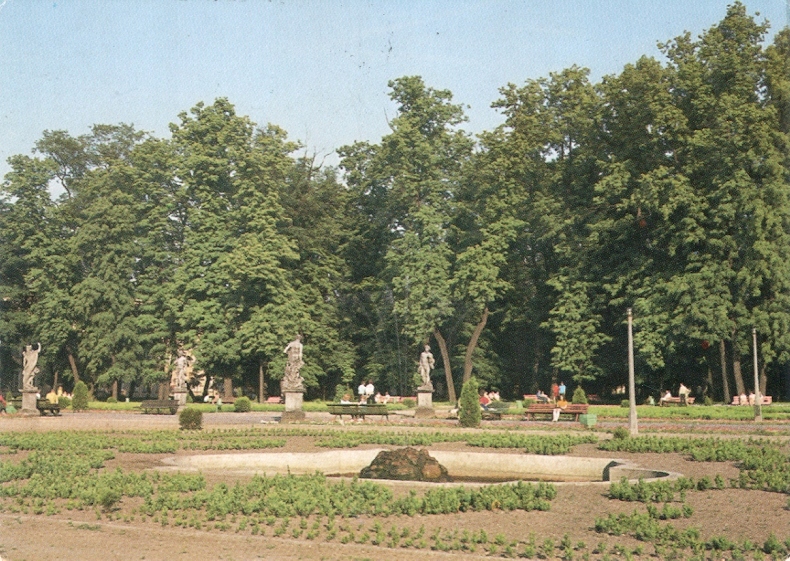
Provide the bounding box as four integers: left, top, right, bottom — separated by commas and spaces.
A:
534, 381, 567, 404
737, 391, 757, 405
658, 383, 691, 405
357, 380, 376, 404
478, 389, 501, 410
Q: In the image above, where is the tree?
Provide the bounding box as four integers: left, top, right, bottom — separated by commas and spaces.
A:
169, 99, 305, 393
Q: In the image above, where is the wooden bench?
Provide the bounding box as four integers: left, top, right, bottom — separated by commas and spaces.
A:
731, 395, 772, 405
326, 403, 388, 420
140, 399, 178, 414
659, 396, 696, 406
265, 396, 282, 404
524, 403, 589, 421
481, 409, 502, 421
36, 399, 61, 416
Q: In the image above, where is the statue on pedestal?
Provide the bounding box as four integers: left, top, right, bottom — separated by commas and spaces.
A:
418, 344, 435, 391
170, 351, 192, 393
22, 343, 41, 392
282, 334, 305, 392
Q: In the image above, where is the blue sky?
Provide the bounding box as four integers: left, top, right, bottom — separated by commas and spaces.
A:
1, 0, 787, 180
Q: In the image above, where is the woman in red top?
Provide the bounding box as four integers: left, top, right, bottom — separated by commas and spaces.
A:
550, 383, 559, 403
479, 391, 491, 410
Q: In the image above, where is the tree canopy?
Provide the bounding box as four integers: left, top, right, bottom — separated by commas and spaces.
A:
1, 4, 788, 403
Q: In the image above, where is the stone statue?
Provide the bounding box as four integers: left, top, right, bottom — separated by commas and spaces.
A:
418, 344, 435, 390
282, 334, 305, 391
22, 343, 41, 392
172, 351, 190, 392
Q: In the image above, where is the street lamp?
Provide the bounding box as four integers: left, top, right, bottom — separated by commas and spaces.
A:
627, 308, 638, 436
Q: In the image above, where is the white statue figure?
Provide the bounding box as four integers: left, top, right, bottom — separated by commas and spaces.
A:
282, 334, 305, 391
418, 344, 435, 389
172, 351, 190, 392
22, 343, 41, 392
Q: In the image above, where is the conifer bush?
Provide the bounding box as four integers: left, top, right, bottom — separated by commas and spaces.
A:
179, 407, 203, 430
72, 381, 89, 411
571, 386, 587, 404
234, 396, 252, 412
459, 377, 482, 428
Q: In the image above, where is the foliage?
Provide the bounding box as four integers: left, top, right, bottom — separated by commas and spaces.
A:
458, 377, 482, 428
106, 396, 117, 404
571, 386, 587, 405
234, 396, 251, 413
179, 408, 203, 431
611, 427, 630, 440
72, 381, 89, 411
1, 5, 789, 406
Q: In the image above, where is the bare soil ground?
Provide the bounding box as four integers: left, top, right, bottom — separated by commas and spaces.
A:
0, 410, 788, 561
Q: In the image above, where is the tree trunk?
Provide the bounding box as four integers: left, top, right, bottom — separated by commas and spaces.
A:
258, 360, 267, 403
731, 330, 746, 395
759, 364, 767, 397
112, 380, 118, 400
67, 351, 80, 383
433, 329, 456, 403
463, 305, 490, 383
719, 340, 731, 404
223, 378, 233, 400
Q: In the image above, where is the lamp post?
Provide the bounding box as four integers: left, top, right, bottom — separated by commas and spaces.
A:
627, 308, 638, 435
752, 328, 762, 422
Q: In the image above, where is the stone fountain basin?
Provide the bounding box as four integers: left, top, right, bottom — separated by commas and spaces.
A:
160, 449, 677, 486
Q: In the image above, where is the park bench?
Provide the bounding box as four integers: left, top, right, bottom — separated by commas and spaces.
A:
659, 396, 696, 406
481, 409, 502, 421
731, 395, 772, 405
326, 403, 388, 420
140, 399, 178, 415
265, 396, 282, 404
36, 399, 61, 416
524, 403, 589, 421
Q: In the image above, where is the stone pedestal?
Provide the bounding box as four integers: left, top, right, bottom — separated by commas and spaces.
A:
414, 388, 434, 418
20, 390, 39, 416
280, 390, 306, 422
171, 390, 188, 407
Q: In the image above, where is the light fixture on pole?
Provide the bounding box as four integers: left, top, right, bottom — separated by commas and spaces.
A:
628, 308, 638, 436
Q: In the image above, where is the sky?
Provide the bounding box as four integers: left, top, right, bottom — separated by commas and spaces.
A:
1, 0, 788, 181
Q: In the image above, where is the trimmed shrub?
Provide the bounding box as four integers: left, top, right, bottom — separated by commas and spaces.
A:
106, 396, 117, 403
234, 396, 252, 412
703, 395, 714, 406
612, 427, 630, 440
58, 396, 71, 409
571, 386, 588, 405
459, 377, 482, 428
620, 399, 630, 408
72, 381, 89, 411
402, 398, 415, 408
179, 407, 203, 430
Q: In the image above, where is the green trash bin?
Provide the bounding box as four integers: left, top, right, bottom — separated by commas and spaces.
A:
579, 413, 597, 428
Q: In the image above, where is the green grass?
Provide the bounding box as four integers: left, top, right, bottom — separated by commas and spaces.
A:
589, 403, 790, 421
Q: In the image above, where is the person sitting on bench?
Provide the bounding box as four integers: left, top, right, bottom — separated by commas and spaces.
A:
479, 390, 491, 410
659, 390, 672, 405
535, 390, 549, 403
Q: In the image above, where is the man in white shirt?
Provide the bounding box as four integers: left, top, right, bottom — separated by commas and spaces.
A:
358, 382, 367, 402
364, 380, 375, 404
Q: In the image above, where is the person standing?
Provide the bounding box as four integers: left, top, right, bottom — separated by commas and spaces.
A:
558, 381, 566, 401
364, 380, 375, 404
358, 381, 367, 403
550, 382, 559, 403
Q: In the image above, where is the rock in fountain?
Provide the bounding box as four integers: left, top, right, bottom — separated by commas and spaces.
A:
360, 447, 452, 482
